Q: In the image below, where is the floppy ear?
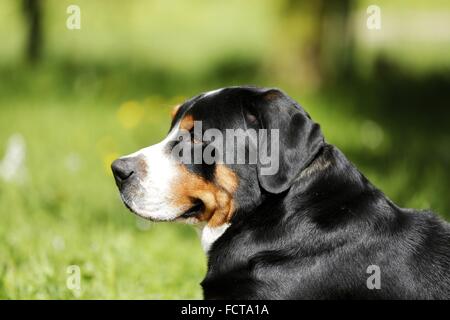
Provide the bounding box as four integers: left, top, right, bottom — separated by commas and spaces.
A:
255, 89, 324, 194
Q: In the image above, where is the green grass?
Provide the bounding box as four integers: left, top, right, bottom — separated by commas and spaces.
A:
0, 93, 207, 299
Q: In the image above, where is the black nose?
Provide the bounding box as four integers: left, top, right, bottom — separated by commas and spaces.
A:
111, 158, 135, 188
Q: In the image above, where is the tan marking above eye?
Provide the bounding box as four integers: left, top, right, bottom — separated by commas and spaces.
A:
171, 104, 181, 119
263, 89, 282, 101
179, 114, 194, 131
192, 137, 202, 144
171, 164, 238, 228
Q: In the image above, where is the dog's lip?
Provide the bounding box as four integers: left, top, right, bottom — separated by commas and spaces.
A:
120, 195, 204, 221
180, 201, 204, 219
121, 196, 134, 212
120, 195, 156, 220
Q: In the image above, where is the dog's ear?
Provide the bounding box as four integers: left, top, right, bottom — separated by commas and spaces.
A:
255, 89, 324, 194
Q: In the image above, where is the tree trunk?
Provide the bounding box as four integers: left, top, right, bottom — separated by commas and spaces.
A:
23, 0, 43, 64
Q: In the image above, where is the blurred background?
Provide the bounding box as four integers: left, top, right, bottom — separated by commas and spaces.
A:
0, 0, 449, 299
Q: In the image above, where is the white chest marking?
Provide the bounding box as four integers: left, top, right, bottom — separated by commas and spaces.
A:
201, 223, 230, 253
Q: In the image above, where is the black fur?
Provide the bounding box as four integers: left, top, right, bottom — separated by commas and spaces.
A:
175, 86, 450, 299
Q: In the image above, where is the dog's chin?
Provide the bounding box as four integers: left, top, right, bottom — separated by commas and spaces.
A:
125, 205, 176, 222
118, 196, 167, 222
119, 195, 204, 223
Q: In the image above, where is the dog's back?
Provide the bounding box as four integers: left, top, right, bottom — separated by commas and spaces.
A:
397, 210, 450, 299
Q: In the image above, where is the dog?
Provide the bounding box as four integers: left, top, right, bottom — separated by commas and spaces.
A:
111, 86, 450, 299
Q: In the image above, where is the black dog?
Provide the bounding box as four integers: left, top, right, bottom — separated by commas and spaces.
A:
112, 86, 450, 299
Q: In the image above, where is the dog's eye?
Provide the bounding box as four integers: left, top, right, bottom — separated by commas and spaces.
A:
190, 130, 203, 144
245, 112, 258, 125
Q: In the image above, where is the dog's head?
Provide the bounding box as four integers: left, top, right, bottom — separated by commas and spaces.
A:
111, 87, 323, 227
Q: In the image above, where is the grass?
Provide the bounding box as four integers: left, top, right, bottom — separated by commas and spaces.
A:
0, 94, 207, 299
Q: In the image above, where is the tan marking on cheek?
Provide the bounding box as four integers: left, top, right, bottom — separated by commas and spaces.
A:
171, 166, 217, 219
170, 164, 238, 228
179, 114, 194, 131
171, 104, 181, 119
215, 164, 238, 194
207, 189, 234, 228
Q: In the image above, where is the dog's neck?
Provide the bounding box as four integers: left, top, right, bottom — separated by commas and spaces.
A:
285, 143, 390, 219
198, 144, 384, 255
198, 146, 336, 254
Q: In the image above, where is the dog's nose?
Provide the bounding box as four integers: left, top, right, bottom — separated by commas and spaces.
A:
111, 158, 135, 188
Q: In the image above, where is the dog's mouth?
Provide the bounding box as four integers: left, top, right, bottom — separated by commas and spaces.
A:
121, 194, 204, 222
180, 200, 204, 219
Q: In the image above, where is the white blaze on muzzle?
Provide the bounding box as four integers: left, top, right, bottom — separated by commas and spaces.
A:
119, 125, 182, 221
